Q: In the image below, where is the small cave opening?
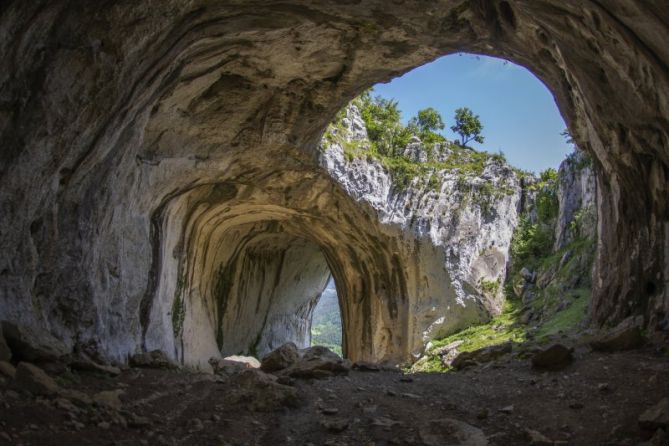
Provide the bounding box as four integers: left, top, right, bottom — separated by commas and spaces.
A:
310, 276, 343, 356
197, 220, 347, 361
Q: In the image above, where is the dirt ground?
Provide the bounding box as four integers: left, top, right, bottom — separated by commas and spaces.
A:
1, 346, 668, 446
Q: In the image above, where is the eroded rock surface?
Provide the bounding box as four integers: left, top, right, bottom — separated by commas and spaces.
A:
0, 1, 667, 367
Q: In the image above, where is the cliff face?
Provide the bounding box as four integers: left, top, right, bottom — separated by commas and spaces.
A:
511, 151, 597, 335
320, 105, 599, 349
321, 105, 523, 347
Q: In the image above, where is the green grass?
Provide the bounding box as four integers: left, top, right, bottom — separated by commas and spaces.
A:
536, 288, 591, 338
311, 286, 343, 356
411, 299, 526, 372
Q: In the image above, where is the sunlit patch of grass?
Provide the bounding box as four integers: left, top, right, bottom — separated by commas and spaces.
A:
411, 299, 527, 373
536, 288, 590, 338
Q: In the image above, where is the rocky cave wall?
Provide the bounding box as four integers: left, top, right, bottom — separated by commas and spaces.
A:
0, 0, 668, 366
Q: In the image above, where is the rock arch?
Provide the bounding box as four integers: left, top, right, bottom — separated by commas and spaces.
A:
0, 1, 667, 364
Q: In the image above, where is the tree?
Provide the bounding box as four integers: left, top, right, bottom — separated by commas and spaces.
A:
356, 91, 413, 156
451, 107, 485, 146
408, 107, 446, 146
561, 128, 575, 146
410, 107, 445, 135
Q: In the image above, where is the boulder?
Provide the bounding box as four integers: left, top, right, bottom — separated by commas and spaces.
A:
261, 343, 300, 372
590, 316, 644, 352
70, 353, 121, 376
286, 346, 351, 379
1, 321, 69, 363
639, 398, 669, 430
209, 358, 247, 375
15, 362, 60, 396
451, 342, 512, 370
0, 361, 16, 379
129, 350, 176, 369
435, 340, 465, 356
520, 267, 536, 284
531, 344, 573, 370
419, 419, 488, 446
209, 356, 260, 375
60, 388, 93, 406
93, 389, 124, 410
223, 355, 260, 368
351, 361, 381, 372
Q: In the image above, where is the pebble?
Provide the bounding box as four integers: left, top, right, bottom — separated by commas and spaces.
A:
498, 405, 514, 414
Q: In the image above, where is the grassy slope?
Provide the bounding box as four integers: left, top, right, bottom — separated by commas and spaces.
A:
311, 286, 343, 356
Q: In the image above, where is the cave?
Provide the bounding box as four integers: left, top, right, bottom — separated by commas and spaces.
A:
0, 1, 667, 370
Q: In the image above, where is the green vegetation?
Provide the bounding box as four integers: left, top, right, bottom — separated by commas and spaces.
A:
323, 92, 508, 195
171, 295, 185, 338
409, 107, 447, 146
451, 107, 485, 146
536, 288, 591, 338
410, 157, 595, 373
171, 273, 187, 338
479, 277, 501, 295
411, 299, 526, 372
509, 168, 559, 275
311, 287, 343, 356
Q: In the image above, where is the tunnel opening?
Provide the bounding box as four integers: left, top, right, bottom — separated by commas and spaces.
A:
310, 277, 343, 356
206, 226, 334, 360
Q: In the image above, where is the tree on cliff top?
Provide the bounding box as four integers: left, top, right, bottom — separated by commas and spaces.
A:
409, 107, 446, 145
451, 107, 485, 146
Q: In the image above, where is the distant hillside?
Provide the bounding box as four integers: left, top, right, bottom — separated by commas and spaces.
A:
311, 279, 342, 355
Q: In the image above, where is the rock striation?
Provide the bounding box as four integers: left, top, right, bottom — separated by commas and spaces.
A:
0, 0, 667, 366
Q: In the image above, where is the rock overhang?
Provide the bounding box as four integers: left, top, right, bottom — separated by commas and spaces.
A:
0, 0, 667, 365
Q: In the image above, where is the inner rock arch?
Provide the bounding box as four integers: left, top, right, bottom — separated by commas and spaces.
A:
0, 0, 667, 365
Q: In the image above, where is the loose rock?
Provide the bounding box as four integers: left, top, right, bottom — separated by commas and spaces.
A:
531, 344, 573, 370
0, 361, 16, 379
261, 343, 300, 372
0, 321, 69, 363
285, 346, 350, 379
93, 389, 124, 410
590, 316, 644, 352
223, 355, 261, 369
15, 362, 60, 396
320, 417, 349, 433
70, 353, 121, 376
452, 342, 512, 370
639, 398, 669, 430
419, 419, 488, 446
525, 428, 554, 446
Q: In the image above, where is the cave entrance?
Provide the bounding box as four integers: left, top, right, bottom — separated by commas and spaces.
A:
310, 277, 343, 356
202, 222, 346, 361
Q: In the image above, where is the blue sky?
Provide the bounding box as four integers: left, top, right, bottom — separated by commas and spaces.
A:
371, 54, 571, 173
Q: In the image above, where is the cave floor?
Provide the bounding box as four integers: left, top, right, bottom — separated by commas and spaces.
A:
1, 348, 668, 446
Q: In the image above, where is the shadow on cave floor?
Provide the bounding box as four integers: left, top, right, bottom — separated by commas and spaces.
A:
2, 342, 667, 445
